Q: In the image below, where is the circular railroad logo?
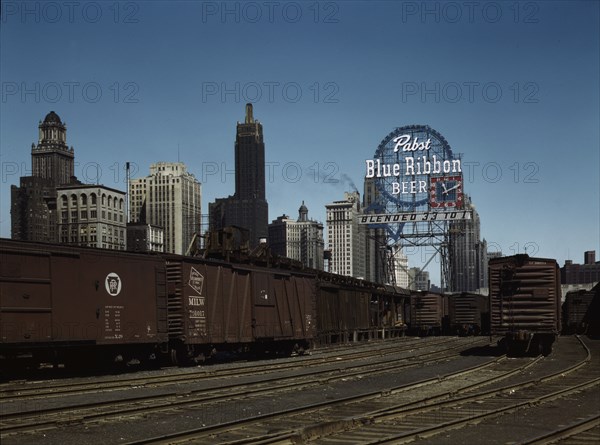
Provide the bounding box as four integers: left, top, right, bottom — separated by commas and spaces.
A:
105, 272, 122, 296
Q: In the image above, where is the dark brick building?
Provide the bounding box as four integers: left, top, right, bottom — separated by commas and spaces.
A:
209, 104, 269, 248
561, 251, 600, 285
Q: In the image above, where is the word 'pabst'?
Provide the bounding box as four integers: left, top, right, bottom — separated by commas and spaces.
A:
393, 134, 432, 152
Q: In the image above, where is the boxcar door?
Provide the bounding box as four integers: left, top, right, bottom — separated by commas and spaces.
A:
252, 271, 275, 339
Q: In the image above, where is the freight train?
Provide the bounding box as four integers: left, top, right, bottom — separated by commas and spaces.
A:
0, 238, 408, 371
489, 254, 562, 356
1, 239, 585, 370
405, 291, 490, 336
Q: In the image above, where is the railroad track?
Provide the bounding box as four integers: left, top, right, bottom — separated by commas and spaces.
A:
0, 336, 458, 401
522, 414, 600, 445
0, 336, 486, 439
119, 336, 596, 445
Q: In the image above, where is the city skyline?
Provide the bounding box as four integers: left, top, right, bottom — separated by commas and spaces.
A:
1, 1, 598, 286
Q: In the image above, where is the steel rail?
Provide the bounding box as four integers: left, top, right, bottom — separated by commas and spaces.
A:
121, 345, 510, 444
0, 337, 486, 438
0, 336, 453, 401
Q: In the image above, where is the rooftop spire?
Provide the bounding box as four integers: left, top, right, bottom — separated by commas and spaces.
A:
245, 103, 254, 124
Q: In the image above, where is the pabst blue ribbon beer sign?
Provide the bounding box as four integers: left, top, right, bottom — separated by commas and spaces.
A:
365, 134, 462, 195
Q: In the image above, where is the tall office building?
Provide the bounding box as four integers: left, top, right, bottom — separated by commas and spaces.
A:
209, 104, 269, 248
392, 246, 410, 288
363, 177, 388, 283
11, 111, 77, 242
325, 191, 366, 278
408, 267, 430, 291
129, 162, 201, 254
268, 201, 324, 270
449, 195, 487, 292
56, 184, 126, 250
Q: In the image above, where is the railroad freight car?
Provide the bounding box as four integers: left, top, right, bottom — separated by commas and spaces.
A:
583, 283, 600, 336
314, 277, 407, 344
1, 236, 413, 372
407, 291, 447, 335
447, 292, 490, 335
164, 255, 317, 364
489, 255, 561, 356
562, 284, 599, 335
0, 239, 168, 370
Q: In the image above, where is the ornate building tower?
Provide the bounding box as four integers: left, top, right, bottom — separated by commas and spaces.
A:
32, 111, 75, 185
11, 111, 77, 242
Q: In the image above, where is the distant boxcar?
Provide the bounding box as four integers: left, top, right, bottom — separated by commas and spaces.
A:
314, 278, 407, 344
408, 291, 447, 335
562, 284, 598, 335
0, 239, 168, 368
583, 283, 600, 336
447, 292, 490, 335
489, 254, 561, 355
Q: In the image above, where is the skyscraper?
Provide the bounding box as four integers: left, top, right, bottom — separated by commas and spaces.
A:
11, 111, 77, 242
268, 202, 325, 269
209, 104, 269, 248
449, 195, 487, 292
363, 177, 389, 284
408, 267, 430, 291
129, 162, 201, 254
325, 191, 366, 278
392, 246, 409, 288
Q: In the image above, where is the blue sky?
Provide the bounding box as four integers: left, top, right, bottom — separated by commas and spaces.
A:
1, 1, 598, 285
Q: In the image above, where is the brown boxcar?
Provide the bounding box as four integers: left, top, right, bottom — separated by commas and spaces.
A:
164, 255, 317, 364
447, 292, 490, 335
583, 283, 600, 336
489, 254, 561, 355
378, 284, 410, 337
0, 239, 168, 368
408, 291, 447, 335
315, 282, 369, 344
314, 278, 408, 345
562, 285, 598, 334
